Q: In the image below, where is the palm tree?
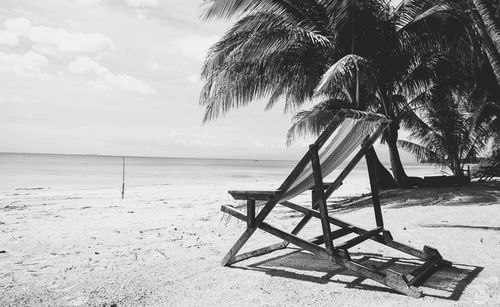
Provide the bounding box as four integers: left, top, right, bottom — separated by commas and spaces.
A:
468, 1, 500, 154
460, 0, 500, 153
474, 102, 500, 151
200, 0, 474, 186
402, 0, 500, 152
401, 0, 500, 85
286, 52, 461, 186
469, 0, 500, 84
474, 146, 500, 181
398, 77, 491, 175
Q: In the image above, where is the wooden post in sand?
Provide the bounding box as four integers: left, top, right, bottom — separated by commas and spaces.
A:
121, 156, 125, 199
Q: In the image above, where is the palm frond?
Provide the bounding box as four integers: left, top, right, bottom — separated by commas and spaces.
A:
397, 139, 442, 164
201, 0, 330, 32
315, 54, 378, 97
472, 101, 500, 129
200, 10, 334, 122
286, 98, 351, 145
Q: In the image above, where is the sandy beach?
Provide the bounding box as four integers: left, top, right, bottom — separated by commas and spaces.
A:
2, 0, 500, 306
1, 180, 499, 306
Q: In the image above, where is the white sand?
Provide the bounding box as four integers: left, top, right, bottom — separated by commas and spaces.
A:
1, 182, 499, 306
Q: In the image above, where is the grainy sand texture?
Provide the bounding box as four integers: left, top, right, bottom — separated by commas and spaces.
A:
1, 182, 500, 306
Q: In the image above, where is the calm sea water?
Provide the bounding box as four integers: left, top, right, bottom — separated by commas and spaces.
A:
0, 153, 445, 196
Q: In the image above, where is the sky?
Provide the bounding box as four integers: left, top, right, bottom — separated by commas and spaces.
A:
0, 0, 412, 161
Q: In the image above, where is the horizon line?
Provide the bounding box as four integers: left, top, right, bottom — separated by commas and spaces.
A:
0, 151, 301, 163
0, 151, 411, 165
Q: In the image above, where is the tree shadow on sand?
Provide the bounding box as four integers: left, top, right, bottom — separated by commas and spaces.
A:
231, 249, 483, 300
276, 182, 500, 220
328, 181, 500, 214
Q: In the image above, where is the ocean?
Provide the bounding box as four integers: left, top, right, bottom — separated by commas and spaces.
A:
0, 152, 445, 197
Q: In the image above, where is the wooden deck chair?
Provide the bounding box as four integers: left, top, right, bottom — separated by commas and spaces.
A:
220, 109, 452, 298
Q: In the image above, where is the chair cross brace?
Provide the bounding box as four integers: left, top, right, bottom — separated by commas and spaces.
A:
220, 111, 451, 298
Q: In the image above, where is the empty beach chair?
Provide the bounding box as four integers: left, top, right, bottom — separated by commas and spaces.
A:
220, 108, 451, 298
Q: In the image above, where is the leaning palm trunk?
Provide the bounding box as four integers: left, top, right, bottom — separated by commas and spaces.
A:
387, 123, 408, 184
381, 85, 408, 184
367, 147, 397, 188
452, 153, 462, 176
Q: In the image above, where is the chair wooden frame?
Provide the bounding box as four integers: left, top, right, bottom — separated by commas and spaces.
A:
220, 109, 452, 298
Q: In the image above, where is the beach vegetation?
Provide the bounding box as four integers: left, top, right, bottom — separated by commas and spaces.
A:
406, 0, 500, 160
397, 76, 491, 176
200, 0, 500, 184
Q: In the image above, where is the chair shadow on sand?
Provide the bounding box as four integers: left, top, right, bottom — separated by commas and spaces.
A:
232, 248, 483, 300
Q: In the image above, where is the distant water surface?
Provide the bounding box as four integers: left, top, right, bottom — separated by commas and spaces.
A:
0, 153, 445, 197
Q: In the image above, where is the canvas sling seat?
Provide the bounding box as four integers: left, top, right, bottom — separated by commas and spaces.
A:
220, 108, 452, 298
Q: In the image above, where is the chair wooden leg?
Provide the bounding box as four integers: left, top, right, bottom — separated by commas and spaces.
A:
223, 205, 425, 297
247, 199, 255, 228
229, 242, 289, 264
337, 256, 423, 298
310, 145, 334, 254
222, 205, 332, 261
366, 149, 384, 227
221, 227, 257, 266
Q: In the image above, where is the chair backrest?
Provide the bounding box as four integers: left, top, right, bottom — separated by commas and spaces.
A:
277, 109, 391, 202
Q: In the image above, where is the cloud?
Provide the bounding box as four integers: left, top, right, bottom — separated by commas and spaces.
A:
68, 56, 157, 95
2, 18, 114, 56
4, 18, 31, 36
92, 73, 157, 95
173, 35, 219, 62
0, 18, 114, 81
68, 56, 101, 74
0, 30, 19, 46
0, 18, 32, 47
124, 0, 160, 19
0, 51, 49, 79
126, 0, 159, 8
30, 26, 114, 55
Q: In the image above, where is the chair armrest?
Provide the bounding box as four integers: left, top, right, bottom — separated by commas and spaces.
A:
228, 190, 282, 200
308, 182, 333, 190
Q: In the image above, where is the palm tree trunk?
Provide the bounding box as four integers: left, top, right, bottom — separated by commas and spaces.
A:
470, 0, 500, 85
380, 86, 408, 186
453, 154, 462, 176
355, 88, 396, 188
387, 121, 408, 184
368, 147, 396, 189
